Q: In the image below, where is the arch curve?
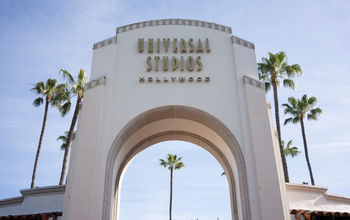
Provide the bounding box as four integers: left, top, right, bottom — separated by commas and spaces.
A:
102, 105, 251, 220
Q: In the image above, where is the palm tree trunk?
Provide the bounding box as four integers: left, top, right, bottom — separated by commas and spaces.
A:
300, 118, 315, 185
169, 167, 173, 220
31, 97, 49, 188
272, 78, 290, 182
59, 96, 81, 185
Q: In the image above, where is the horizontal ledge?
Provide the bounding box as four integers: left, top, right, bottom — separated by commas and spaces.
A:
20, 185, 66, 196
326, 193, 350, 204
0, 196, 23, 206
286, 183, 328, 193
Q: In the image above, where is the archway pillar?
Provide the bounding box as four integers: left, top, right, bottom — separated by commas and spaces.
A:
243, 75, 290, 219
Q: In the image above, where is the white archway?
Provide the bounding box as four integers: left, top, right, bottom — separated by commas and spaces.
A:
102, 105, 251, 220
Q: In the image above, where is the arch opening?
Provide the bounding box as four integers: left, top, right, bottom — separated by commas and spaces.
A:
118, 140, 232, 220
102, 106, 251, 220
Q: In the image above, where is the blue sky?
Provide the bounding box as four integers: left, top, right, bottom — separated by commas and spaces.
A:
0, 0, 350, 219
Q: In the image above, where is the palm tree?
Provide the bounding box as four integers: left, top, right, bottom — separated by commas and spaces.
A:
258, 51, 302, 182
58, 69, 87, 185
57, 131, 69, 150
159, 154, 185, 220
282, 140, 301, 157
31, 79, 69, 188
282, 95, 322, 185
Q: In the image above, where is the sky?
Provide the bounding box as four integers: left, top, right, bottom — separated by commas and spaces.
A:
0, 0, 350, 219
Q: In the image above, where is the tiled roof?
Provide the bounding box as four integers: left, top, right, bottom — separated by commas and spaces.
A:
291, 209, 350, 220
0, 212, 62, 220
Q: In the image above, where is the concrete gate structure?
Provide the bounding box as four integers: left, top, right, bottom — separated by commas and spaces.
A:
62, 19, 290, 220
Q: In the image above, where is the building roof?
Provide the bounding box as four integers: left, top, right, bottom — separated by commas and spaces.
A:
291, 209, 350, 220
0, 212, 62, 220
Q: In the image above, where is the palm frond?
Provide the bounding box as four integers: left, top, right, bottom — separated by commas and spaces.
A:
264, 82, 271, 92
159, 159, 167, 167
51, 83, 70, 110
57, 131, 69, 150
283, 79, 295, 90
58, 100, 72, 117
60, 69, 75, 84
289, 147, 301, 157
31, 81, 45, 94
307, 96, 317, 106
60, 143, 68, 150
292, 116, 300, 124
283, 139, 301, 157
33, 97, 44, 107
290, 64, 302, 76
46, 78, 57, 91
307, 108, 322, 121
276, 51, 286, 63
77, 69, 88, 84
284, 117, 293, 125
175, 162, 185, 170
286, 140, 293, 148
287, 97, 298, 107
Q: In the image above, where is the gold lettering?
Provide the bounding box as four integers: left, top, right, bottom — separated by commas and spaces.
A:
148, 39, 153, 53
196, 56, 202, 71
171, 77, 176, 82
155, 56, 160, 71
188, 38, 195, 53
171, 56, 178, 71
189, 77, 194, 82
206, 38, 211, 53
148, 77, 153, 82
180, 39, 187, 53
163, 38, 170, 52
173, 38, 177, 53
139, 77, 145, 83
138, 38, 144, 53
196, 39, 204, 53
156, 77, 161, 82
157, 38, 160, 53
180, 56, 185, 71
146, 56, 152, 71
197, 77, 202, 82
163, 56, 169, 71
187, 56, 194, 71
164, 77, 169, 83
205, 77, 210, 82
179, 77, 185, 83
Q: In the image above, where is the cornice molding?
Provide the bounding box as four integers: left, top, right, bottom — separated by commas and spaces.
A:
0, 186, 65, 207
0, 196, 23, 206
286, 183, 328, 193
85, 76, 106, 91
93, 20, 256, 50
243, 75, 265, 90
20, 185, 66, 196
116, 19, 232, 34
325, 193, 350, 204
93, 36, 117, 50
231, 35, 255, 49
